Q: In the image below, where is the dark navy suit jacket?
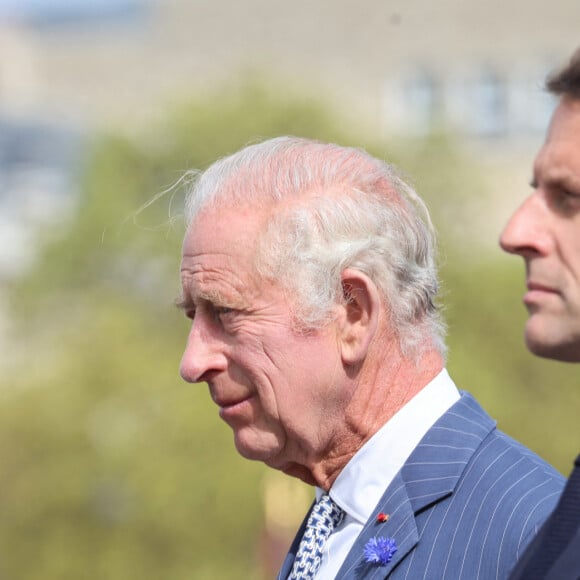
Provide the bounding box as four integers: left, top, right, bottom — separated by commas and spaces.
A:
278, 393, 564, 579
508, 454, 580, 580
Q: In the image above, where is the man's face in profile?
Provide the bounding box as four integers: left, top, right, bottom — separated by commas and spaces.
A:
500, 96, 580, 362
178, 204, 348, 480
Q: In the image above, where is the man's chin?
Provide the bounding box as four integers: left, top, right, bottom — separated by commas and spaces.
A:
525, 326, 580, 362
233, 430, 282, 463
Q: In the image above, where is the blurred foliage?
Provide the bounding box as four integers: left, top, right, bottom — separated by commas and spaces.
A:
2, 79, 578, 579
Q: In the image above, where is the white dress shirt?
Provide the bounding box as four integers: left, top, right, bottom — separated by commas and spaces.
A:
315, 369, 460, 579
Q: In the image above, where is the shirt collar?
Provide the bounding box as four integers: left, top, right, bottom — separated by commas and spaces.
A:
320, 368, 460, 523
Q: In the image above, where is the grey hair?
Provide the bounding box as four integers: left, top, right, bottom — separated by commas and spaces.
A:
184, 136, 446, 359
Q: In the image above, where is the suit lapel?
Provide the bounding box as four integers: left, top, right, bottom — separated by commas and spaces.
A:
278, 394, 495, 579
336, 393, 496, 579
335, 472, 418, 579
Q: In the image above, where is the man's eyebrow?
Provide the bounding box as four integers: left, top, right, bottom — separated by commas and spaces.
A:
174, 295, 194, 311
537, 164, 580, 188
174, 289, 236, 311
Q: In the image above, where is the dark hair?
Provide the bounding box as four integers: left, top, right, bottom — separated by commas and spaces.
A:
546, 47, 580, 98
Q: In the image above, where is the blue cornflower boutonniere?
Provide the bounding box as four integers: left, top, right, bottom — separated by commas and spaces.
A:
363, 536, 397, 566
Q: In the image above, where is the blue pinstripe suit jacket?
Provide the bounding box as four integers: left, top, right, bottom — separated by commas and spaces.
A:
278, 393, 564, 579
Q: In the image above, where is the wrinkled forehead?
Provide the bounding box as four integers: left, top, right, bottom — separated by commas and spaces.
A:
185, 164, 283, 225
182, 203, 269, 259
179, 202, 293, 310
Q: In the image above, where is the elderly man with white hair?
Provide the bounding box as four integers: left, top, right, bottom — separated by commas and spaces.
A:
177, 136, 563, 579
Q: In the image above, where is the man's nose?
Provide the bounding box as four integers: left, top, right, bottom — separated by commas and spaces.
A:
500, 194, 550, 257
179, 318, 226, 383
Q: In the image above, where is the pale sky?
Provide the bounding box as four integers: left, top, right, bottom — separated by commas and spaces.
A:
0, 0, 146, 22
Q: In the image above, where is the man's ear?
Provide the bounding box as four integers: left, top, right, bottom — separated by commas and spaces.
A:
338, 268, 381, 366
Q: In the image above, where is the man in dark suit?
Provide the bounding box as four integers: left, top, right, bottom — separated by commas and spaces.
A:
178, 136, 563, 578
501, 47, 580, 580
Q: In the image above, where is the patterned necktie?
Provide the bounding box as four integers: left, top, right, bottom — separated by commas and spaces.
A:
289, 494, 344, 579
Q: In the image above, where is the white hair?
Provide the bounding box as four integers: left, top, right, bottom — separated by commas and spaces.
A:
184, 136, 446, 358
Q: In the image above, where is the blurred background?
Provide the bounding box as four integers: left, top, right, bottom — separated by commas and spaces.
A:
0, 0, 579, 578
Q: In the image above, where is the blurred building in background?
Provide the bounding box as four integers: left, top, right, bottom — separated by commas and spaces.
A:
1, 0, 577, 135
0, 0, 147, 281
1, 0, 579, 280
1, 0, 579, 279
